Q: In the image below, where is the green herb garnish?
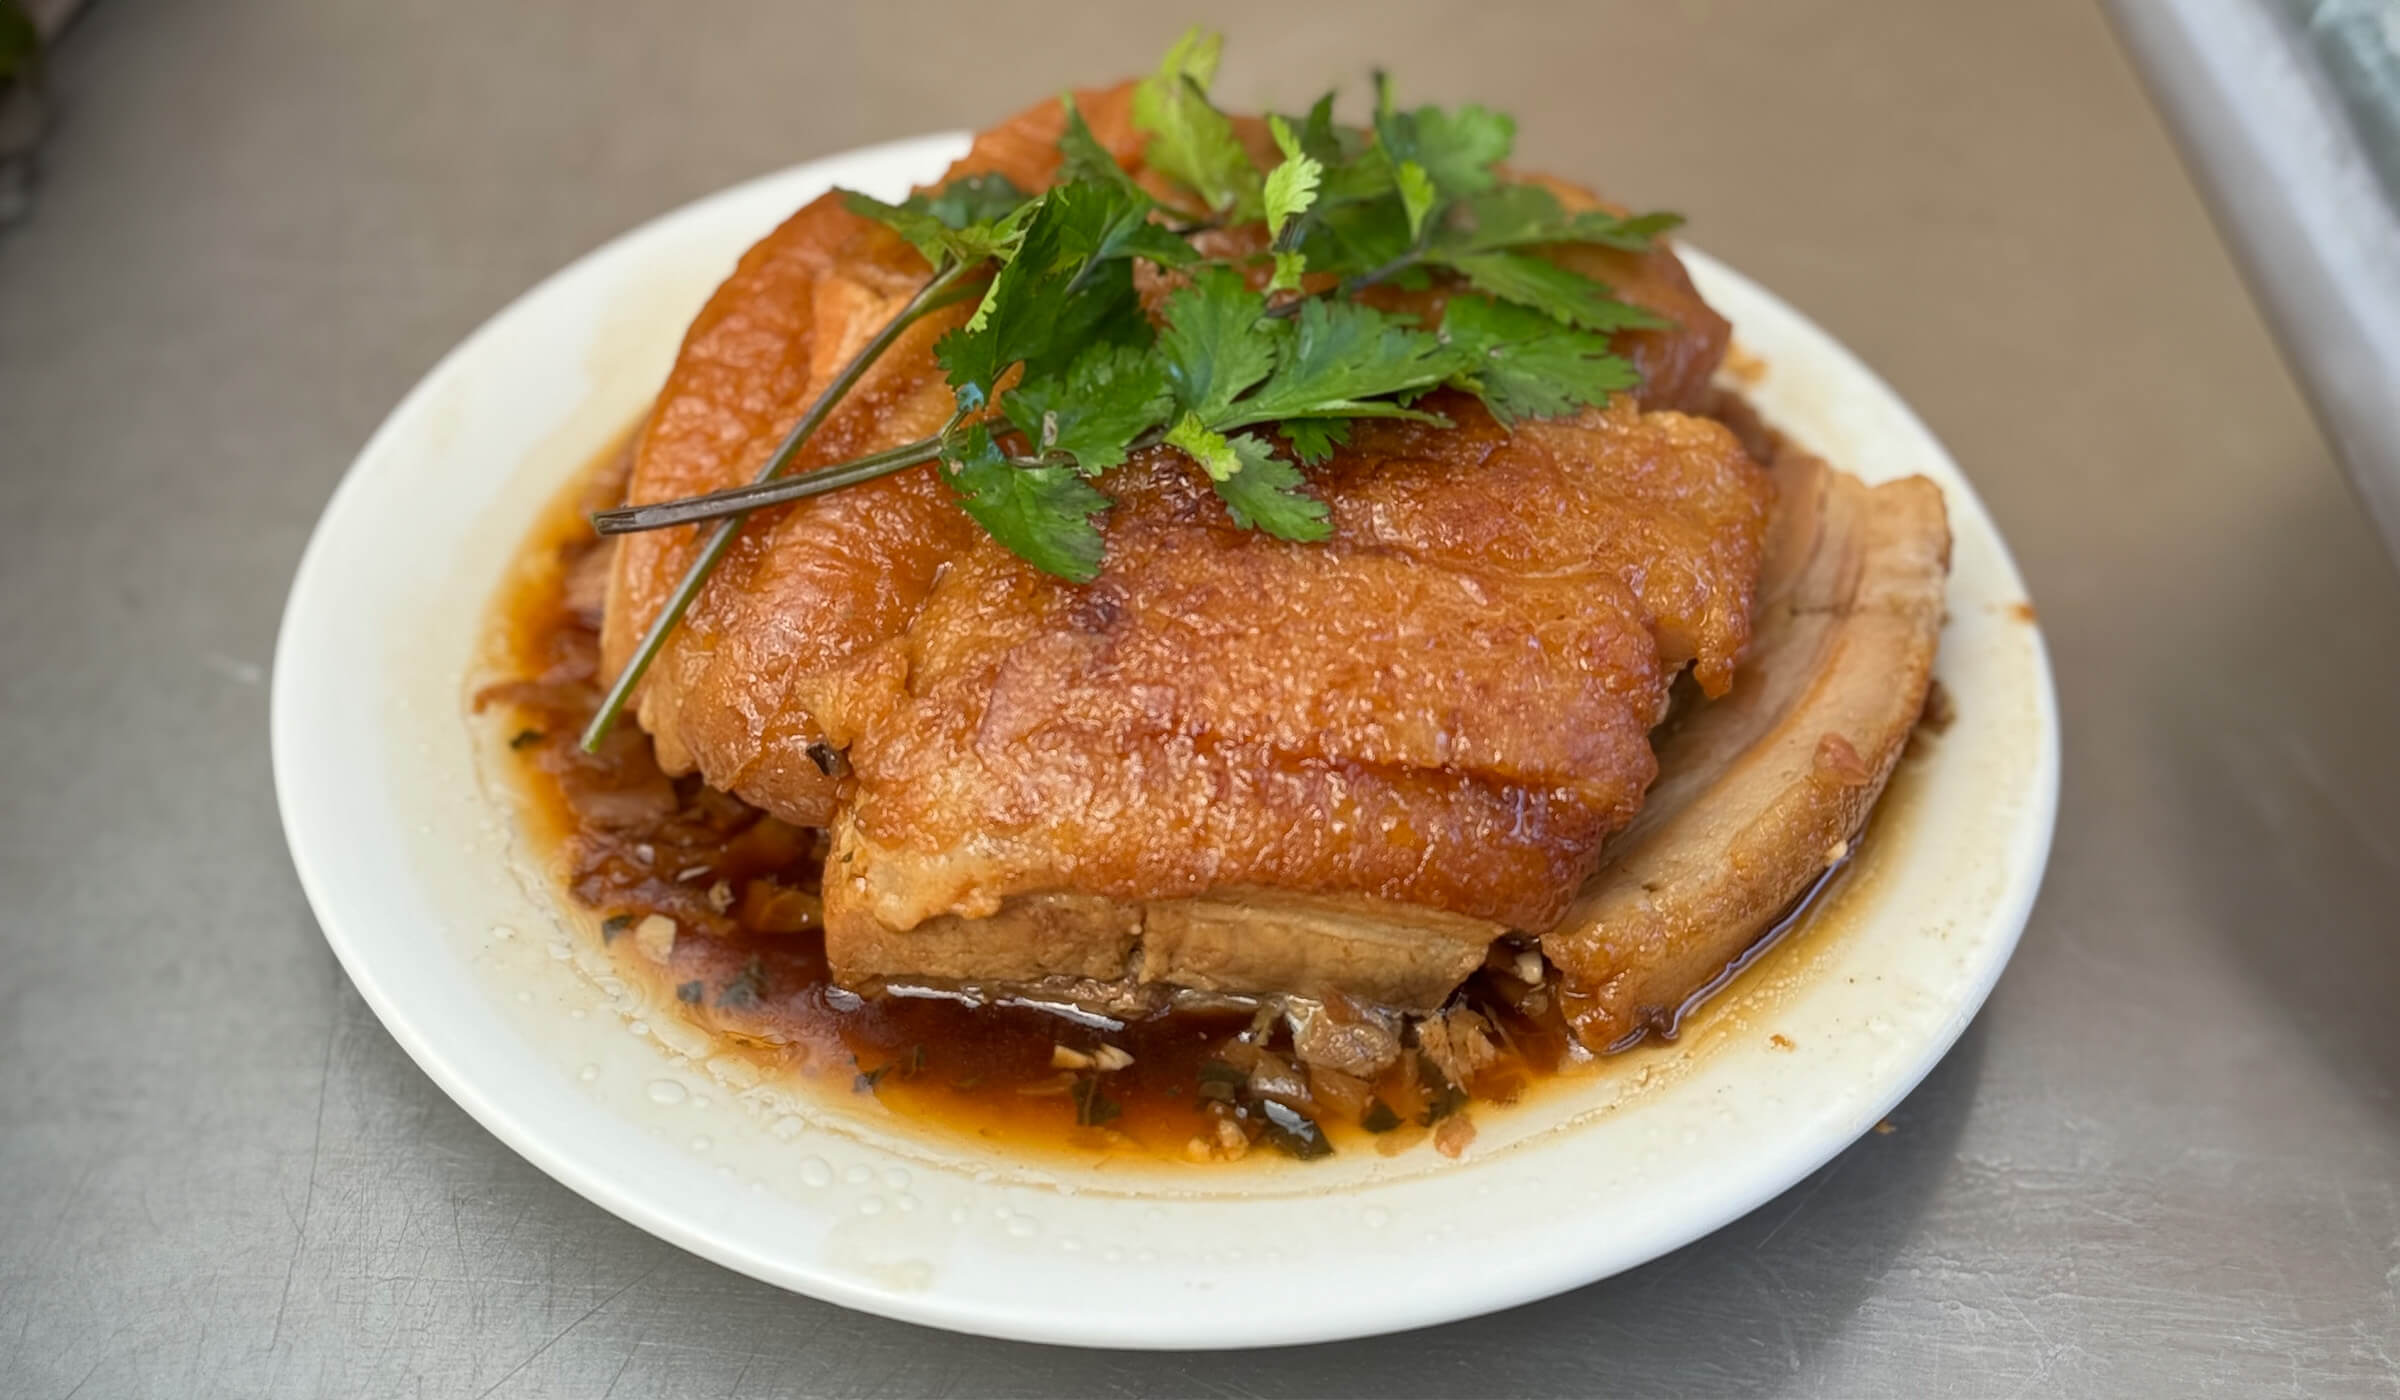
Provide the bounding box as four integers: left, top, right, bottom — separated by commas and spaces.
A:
599, 913, 633, 943
1361, 1098, 1402, 1133
582, 28, 1679, 750
675, 979, 703, 1004
508, 728, 544, 750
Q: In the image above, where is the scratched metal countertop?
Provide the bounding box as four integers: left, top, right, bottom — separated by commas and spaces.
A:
4, 2, 2397, 1396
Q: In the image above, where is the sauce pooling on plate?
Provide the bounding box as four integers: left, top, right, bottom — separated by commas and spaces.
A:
474, 428, 1863, 1165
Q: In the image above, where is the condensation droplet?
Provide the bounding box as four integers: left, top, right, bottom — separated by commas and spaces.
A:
1134, 1248, 1157, 1264
576, 1064, 600, 1083
858, 1196, 885, 1216
1060, 1237, 1082, 1253
1005, 1214, 1038, 1239
1362, 1206, 1391, 1229
842, 1164, 872, 1185
627, 1020, 650, 1037
1102, 1246, 1124, 1264
690, 1094, 711, 1111
798, 1157, 833, 1188
948, 1206, 970, 1225
514, 990, 532, 1004
646, 1079, 688, 1106
895, 1193, 919, 1213
489, 925, 515, 940
881, 1166, 910, 1190
548, 943, 573, 962
769, 1116, 806, 1142
568, 1009, 586, 1021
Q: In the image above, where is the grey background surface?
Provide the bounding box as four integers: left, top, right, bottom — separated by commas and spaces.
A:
3, 1, 2398, 1396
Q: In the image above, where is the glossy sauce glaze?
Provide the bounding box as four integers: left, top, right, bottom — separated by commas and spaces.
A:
474, 426, 1878, 1166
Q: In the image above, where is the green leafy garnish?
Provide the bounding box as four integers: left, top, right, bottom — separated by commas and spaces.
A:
939, 424, 1113, 583
1361, 1099, 1402, 1133
1441, 295, 1642, 426
675, 979, 703, 1004
584, 29, 1688, 748
599, 913, 632, 943
1130, 28, 1259, 217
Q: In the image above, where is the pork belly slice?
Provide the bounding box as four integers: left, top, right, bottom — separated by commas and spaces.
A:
1541, 444, 1952, 1050
600, 84, 1734, 831
813, 401, 1771, 1008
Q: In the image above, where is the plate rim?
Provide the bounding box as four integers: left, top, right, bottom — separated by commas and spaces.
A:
272, 131, 2061, 1349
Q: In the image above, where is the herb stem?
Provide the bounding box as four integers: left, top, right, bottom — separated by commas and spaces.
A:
589, 436, 948, 534
580, 258, 979, 750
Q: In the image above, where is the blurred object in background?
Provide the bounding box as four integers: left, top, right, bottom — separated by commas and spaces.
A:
0, 0, 87, 228
2109, 0, 2400, 566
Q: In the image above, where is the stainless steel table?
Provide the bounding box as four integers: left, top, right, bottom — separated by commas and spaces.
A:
4, 2, 2396, 1395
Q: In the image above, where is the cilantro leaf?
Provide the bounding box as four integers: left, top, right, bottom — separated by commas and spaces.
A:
1157, 265, 1276, 422
1056, 93, 1143, 195
1289, 92, 1391, 205
1041, 178, 1195, 271
1396, 160, 1437, 241
1263, 114, 1324, 243
1278, 416, 1353, 466
937, 182, 1157, 407
916, 173, 1034, 230
1299, 196, 1413, 280
1163, 411, 1244, 481
1163, 415, 1329, 539
1002, 342, 1173, 475
843, 173, 1031, 263
1440, 294, 1640, 426
1132, 27, 1261, 217
940, 423, 1112, 581
1372, 72, 1514, 200
1218, 297, 1459, 430
842, 174, 1033, 267
1211, 435, 1333, 540
1442, 251, 1666, 333
1446, 183, 1682, 255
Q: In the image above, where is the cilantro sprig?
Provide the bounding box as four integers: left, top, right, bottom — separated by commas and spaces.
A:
583, 29, 1684, 751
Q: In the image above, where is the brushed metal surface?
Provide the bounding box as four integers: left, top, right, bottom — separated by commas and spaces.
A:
2, 1, 2396, 1395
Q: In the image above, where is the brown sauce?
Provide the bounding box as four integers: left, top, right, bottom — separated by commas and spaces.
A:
474, 423, 1892, 1166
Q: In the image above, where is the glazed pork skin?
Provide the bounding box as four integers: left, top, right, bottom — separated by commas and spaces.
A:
600, 83, 1769, 1010
600, 82, 1734, 830
811, 398, 1771, 1004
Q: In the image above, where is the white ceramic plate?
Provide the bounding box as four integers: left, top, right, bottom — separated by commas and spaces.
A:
272, 133, 2058, 1349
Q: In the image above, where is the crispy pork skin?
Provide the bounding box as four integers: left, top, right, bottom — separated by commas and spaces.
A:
809, 399, 1771, 998
602, 83, 1780, 1014
1541, 444, 1952, 1050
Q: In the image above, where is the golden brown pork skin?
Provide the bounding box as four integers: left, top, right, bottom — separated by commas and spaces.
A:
601, 81, 1773, 1023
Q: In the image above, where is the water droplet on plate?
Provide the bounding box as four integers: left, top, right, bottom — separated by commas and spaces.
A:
842, 1164, 872, 1185
798, 1157, 833, 1188
858, 1196, 885, 1216
576, 1064, 599, 1083
646, 1079, 688, 1106
1005, 1214, 1038, 1239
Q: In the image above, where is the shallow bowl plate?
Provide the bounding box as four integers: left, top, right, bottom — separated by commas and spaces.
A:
272, 133, 2059, 1349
